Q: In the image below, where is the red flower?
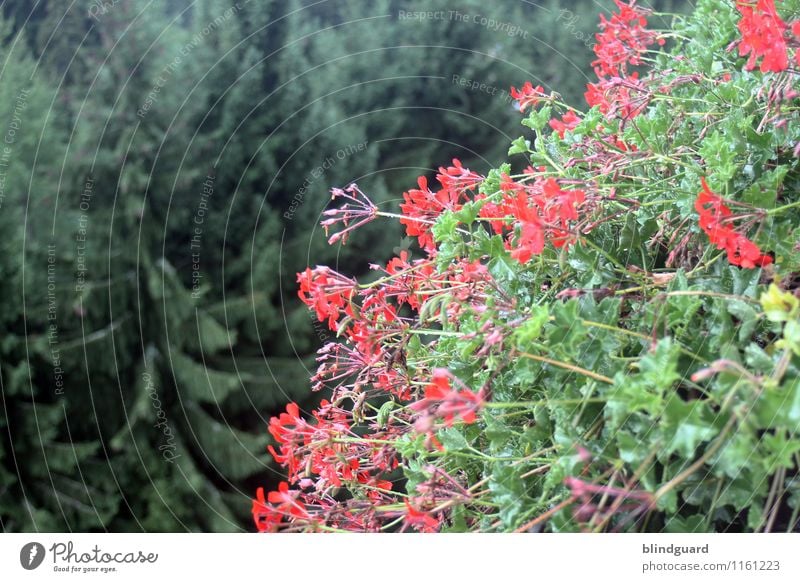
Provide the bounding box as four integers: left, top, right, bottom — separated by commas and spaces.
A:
267, 402, 316, 480
585, 0, 661, 120
584, 82, 609, 114
538, 178, 586, 247
381, 252, 438, 311
410, 368, 484, 427
398, 162, 481, 254
694, 178, 772, 269
736, 0, 789, 73
252, 482, 310, 530
297, 266, 356, 330
403, 500, 440, 532
267, 482, 309, 519
508, 190, 546, 264
253, 487, 284, 532
481, 176, 586, 263
592, 0, 663, 78
510, 82, 546, 112
436, 158, 484, 195
268, 402, 310, 446
549, 110, 581, 138
400, 175, 461, 253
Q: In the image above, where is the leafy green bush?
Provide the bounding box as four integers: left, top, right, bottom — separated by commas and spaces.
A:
254, 0, 800, 532
2, 0, 620, 532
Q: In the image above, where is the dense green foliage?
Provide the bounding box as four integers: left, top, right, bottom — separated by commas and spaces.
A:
254, 0, 800, 533
0, 0, 642, 531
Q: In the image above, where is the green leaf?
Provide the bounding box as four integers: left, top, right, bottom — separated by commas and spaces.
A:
437, 427, 470, 451
665, 514, 706, 533
489, 462, 528, 529
432, 211, 459, 241
508, 136, 531, 155
662, 397, 719, 458
521, 105, 552, 132
513, 306, 549, 349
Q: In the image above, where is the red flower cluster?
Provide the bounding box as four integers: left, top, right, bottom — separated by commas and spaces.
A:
585, 73, 650, 121
584, 1, 663, 120
254, 398, 400, 531
695, 178, 772, 269
735, 0, 800, 72
268, 402, 360, 485
399, 159, 485, 253
254, 364, 486, 531
263, 482, 308, 518
256, 176, 507, 531
510, 82, 547, 112
379, 251, 437, 311
403, 500, 441, 532
297, 266, 356, 330
479, 175, 586, 263
592, 0, 663, 78
436, 157, 485, 195
549, 110, 581, 138
410, 368, 485, 431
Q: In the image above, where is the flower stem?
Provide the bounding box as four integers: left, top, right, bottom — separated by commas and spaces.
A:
515, 351, 614, 384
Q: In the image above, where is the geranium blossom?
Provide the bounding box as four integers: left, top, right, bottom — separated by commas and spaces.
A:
549, 110, 581, 137
510, 81, 547, 112
585, 73, 650, 121
410, 368, 485, 428
735, 0, 789, 72
399, 159, 484, 253
297, 266, 356, 330
436, 158, 484, 195
592, 0, 663, 78
479, 175, 586, 263
583, 0, 662, 120
694, 178, 772, 268
403, 500, 441, 532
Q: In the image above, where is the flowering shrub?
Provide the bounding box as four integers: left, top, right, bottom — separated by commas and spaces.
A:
254, 0, 800, 532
